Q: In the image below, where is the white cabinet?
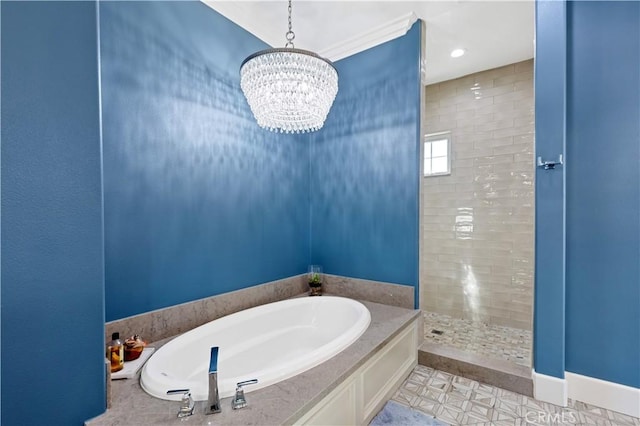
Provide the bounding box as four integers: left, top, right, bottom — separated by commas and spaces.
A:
295, 318, 418, 425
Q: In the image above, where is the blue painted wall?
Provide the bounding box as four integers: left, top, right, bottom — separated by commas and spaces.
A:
533, 0, 567, 379
1, 2, 106, 424
535, 0, 640, 388
309, 23, 421, 302
100, 2, 309, 320
565, 0, 640, 388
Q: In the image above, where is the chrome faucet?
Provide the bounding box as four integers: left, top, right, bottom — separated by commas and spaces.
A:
166, 389, 194, 418
205, 346, 221, 415
232, 379, 258, 410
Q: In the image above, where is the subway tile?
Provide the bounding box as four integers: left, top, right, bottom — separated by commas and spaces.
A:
452, 141, 475, 154
454, 158, 475, 168
474, 136, 514, 149
455, 97, 494, 113
514, 116, 535, 127
455, 124, 480, 135
472, 240, 514, 250
493, 142, 534, 156
456, 131, 495, 146
455, 147, 496, 160
493, 108, 533, 121
474, 101, 515, 116
480, 63, 516, 80
494, 160, 534, 172
452, 167, 477, 179
427, 121, 457, 133
493, 88, 534, 105
423, 183, 458, 194
439, 95, 461, 107
490, 315, 532, 330
514, 80, 533, 92
423, 222, 455, 232
513, 133, 534, 145
425, 85, 440, 97
424, 116, 440, 127
493, 71, 534, 87
421, 61, 533, 324
425, 100, 440, 112
512, 152, 535, 163
509, 306, 534, 321
439, 75, 476, 93
422, 244, 458, 255
493, 125, 534, 139
512, 101, 535, 115
481, 84, 517, 98
442, 108, 478, 122
474, 155, 515, 166
431, 103, 457, 116
475, 119, 516, 133
463, 112, 496, 127
514, 59, 534, 74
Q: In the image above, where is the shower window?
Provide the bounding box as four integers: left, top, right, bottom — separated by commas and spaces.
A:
423, 131, 451, 176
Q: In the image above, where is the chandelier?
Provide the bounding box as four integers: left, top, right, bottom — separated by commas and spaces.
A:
240, 0, 339, 133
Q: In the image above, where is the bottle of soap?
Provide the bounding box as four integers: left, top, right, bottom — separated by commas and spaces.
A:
106, 332, 124, 373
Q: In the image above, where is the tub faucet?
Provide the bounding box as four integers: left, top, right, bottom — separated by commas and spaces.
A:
166, 389, 194, 418
232, 379, 258, 410
205, 346, 221, 415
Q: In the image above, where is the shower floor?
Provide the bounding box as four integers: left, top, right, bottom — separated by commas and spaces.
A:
423, 311, 532, 368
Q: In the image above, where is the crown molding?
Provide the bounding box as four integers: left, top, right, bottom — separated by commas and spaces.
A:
318, 12, 418, 62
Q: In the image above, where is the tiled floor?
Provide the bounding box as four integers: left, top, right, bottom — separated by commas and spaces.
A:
392, 365, 640, 426
424, 311, 532, 368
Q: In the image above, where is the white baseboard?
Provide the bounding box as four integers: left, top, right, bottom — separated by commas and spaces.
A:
532, 370, 568, 406
566, 372, 640, 418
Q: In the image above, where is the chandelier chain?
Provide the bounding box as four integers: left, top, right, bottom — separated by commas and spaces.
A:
285, 0, 295, 48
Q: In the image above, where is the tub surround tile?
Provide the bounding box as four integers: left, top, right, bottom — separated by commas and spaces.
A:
105, 275, 308, 344
88, 300, 421, 426
323, 274, 414, 309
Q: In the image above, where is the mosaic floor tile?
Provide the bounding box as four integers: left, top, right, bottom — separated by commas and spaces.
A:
492, 398, 521, 419
576, 411, 613, 425
607, 410, 640, 426
464, 400, 494, 422
436, 403, 467, 425
420, 387, 448, 404
497, 388, 525, 404
423, 311, 532, 367
390, 365, 639, 426
412, 398, 441, 417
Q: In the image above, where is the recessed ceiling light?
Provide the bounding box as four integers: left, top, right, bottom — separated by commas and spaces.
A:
450, 48, 466, 58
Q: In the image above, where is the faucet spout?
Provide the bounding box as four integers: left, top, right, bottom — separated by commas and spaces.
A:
205, 346, 221, 415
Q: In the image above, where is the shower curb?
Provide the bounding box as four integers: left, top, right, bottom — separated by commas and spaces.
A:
418, 341, 534, 397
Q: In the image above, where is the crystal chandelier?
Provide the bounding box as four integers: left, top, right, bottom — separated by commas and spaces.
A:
240, 0, 339, 133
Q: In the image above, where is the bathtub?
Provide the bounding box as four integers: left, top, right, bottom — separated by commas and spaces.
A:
140, 296, 371, 401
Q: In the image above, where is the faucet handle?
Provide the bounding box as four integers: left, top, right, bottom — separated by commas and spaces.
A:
166, 389, 195, 418
232, 379, 258, 410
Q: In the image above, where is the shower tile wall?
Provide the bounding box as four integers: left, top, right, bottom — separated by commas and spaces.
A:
421, 59, 534, 331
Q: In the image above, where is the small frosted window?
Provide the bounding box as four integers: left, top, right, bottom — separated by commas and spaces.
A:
424, 132, 451, 177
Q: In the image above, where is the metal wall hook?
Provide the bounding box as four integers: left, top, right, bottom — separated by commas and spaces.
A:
537, 154, 564, 170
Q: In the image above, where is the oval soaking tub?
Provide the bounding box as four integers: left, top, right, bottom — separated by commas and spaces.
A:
141, 296, 371, 401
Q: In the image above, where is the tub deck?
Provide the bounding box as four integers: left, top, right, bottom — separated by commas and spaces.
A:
86, 298, 419, 426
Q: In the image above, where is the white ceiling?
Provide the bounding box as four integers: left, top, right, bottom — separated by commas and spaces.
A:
204, 1, 534, 85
